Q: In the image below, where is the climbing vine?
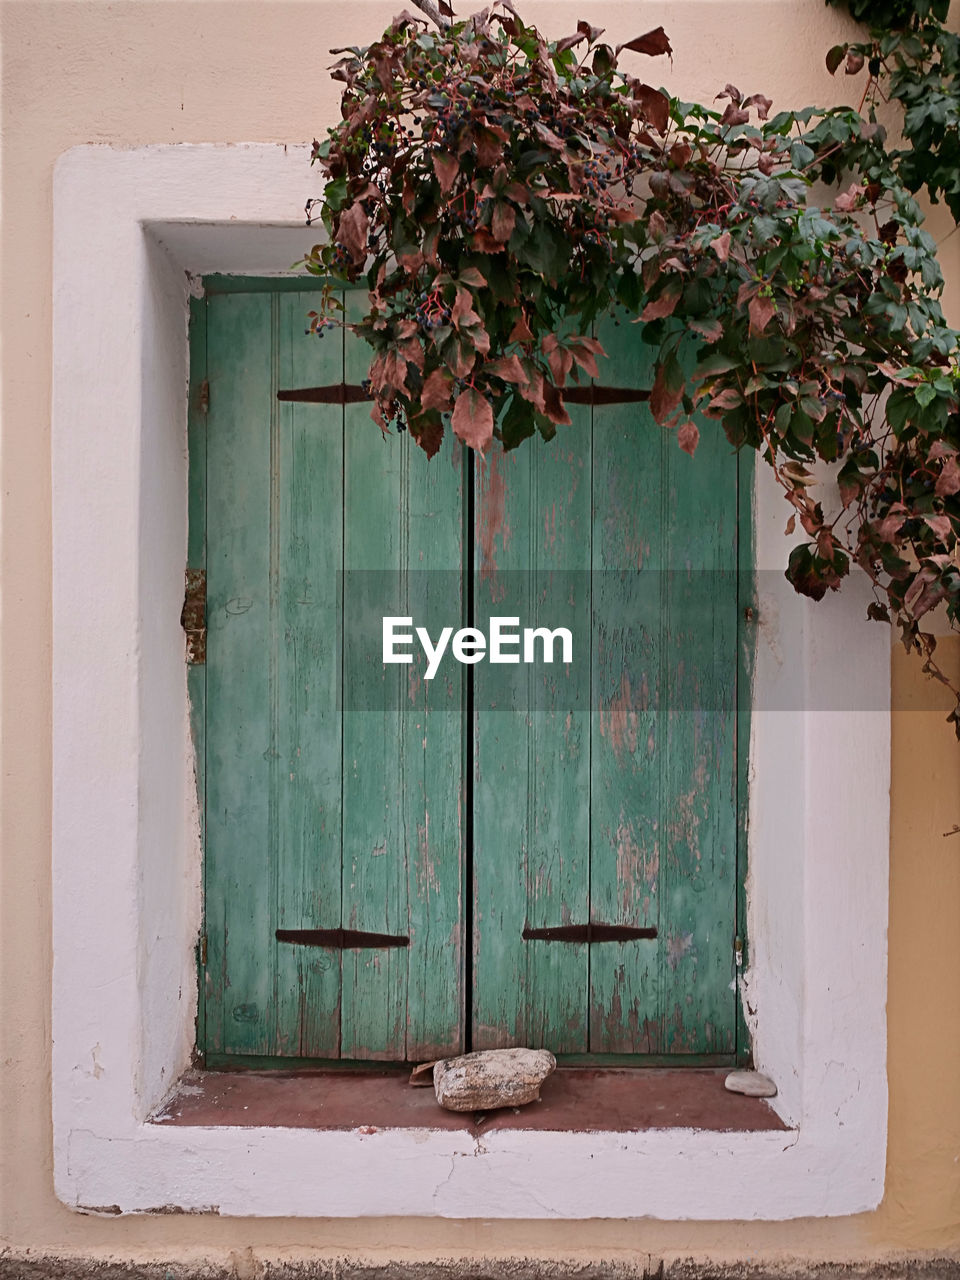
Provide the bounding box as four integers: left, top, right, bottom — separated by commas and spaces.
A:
300, 0, 960, 728
826, 0, 959, 220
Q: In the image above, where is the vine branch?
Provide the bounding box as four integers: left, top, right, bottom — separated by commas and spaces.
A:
408, 0, 452, 28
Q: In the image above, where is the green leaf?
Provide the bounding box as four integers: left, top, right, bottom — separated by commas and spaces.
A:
915, 382, 937, 407
694, 353, 740, 378
324, 176, 349, 213
887, 388, 916, 435
790, 407, 814, 445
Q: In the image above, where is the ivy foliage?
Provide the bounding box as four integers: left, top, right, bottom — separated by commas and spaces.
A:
825, 0, 960, 221
302, 2, 960, 727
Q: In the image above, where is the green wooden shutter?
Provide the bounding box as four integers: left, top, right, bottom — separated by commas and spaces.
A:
202, 288, 465, 1062
195, 283, 743, 1065
472, 315, 740, 1056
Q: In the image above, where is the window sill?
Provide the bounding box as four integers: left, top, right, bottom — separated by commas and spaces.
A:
153, 1066, 788, 1135
52, 142, 888, 1220
64, 1064, 801, 1217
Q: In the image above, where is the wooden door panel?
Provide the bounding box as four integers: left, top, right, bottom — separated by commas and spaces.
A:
274, 291, 347, 1058
657, 400, 738, 1056
203, 289, 466, 1062
204, 291, 282, 1057
471, 314, 740, 1056
588, 316, 664, 1053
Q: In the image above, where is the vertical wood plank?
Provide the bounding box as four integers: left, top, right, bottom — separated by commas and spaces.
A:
339, 319, 404, 1059
472, 442, 531, 1049
588, 316, 663, 1053
472, 422, 592, 1053
401, 433, 467, 1061
273, 293, 344, 1057
204, 291, 277, 1055
340, 295, 465, 1060
658, 407, 739, 1055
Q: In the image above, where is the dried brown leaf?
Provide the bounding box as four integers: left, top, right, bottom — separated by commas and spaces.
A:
485, 354, 527, 383
924, 515, 954, 541
641, 283, 681, 320
742, 93, 773, 120
632, 83, 670, 134
936, 456, 960, 497
432, 151, 458, 193
748, 293, 777, 334
492, 201, 516, 243
421, 368, 454, 412
650, 363, 683, 424
677, 421, 700, 456
543, 381, 572, 426
336, 201, 369, 262
452, 387, 494, 453
618, 26, 672, 57
510, 312, 534, 344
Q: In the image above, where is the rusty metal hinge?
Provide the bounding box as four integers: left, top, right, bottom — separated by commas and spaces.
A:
277, 383, 371, 405
181, 568, 206, 665
522, 922, 658, 943
276, 927, 409, 949
277, 384, 652, 407
199, 934, 208, 966
197, 379, 210, 415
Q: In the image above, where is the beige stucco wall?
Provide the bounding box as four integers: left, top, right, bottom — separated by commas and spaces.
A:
2, 0, 959, 1267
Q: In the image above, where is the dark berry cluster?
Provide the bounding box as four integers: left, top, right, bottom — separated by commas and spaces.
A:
580, 226, 616, 263
330, 243, 352, 271
448, 190, 489, 232
462, 197, 490, 232
415, 289, 452, 331
582, 158, 610, 199
307, 317, 338, 339
431, 95, 472, 147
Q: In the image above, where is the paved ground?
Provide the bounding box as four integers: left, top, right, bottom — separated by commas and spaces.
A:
3, 1254, 960, 1280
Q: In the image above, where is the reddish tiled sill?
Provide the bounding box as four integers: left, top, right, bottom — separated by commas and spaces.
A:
152, 1067, 787, 1134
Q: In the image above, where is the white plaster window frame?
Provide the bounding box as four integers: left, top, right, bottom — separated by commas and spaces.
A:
51, 143, 889, 1220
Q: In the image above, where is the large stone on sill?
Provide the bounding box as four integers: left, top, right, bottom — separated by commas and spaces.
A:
724, 1069, 778, 1098
433, 1047, 557, 1112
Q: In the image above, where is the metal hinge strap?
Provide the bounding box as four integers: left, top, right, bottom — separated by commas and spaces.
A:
276, 384, 651, 407
522, 922, 658, 943
181, 568, 207, 665
276, 927, 409, 949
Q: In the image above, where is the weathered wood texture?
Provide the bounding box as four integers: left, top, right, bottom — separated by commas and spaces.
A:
198, 288, 739, 1063
202, 290, 465, 1061
339, 293, 466, 1061
472, 314, 739, 1056
472, 411, 593, 1052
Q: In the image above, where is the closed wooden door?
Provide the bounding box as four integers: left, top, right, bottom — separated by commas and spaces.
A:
193, 281, 744, 1065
